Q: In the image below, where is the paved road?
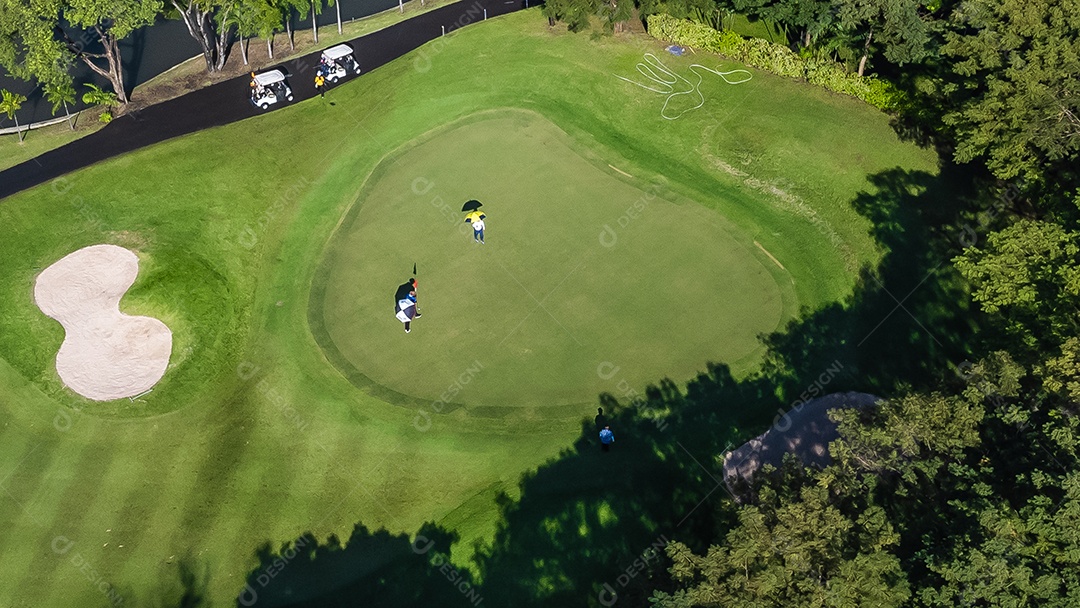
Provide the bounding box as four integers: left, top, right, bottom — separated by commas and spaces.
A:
0, 0, 526, 201
0, 0, 414, 126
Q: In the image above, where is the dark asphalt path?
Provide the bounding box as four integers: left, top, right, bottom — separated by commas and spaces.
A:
0, 0, 423, 126
0, 0, 526, 201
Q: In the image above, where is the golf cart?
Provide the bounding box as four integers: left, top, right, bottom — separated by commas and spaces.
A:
319, 44, 361, 83
250, 69, 294, 110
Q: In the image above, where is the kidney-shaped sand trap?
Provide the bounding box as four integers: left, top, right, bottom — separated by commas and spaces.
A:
34, 244, 172, 401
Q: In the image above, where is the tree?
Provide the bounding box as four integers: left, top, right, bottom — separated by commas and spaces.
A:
918, 477, 1080, 607
734, 0, 836, 50
653, 482, 910, 607
543, 0, 640, 32
43, 80, 77, 129
279, 0, 312, 51
0, 0, 75, 98
0, 89, 28, 142
171, 0, 235, 72
541, 0, 592, 32
309, 0, 324, 43
230, 0, 281, 61
941, 0, 1080, 182
835, 0, 934, 76
63, 0, 163, 104
828, 391, 987, 485
954, 219, 1080, 360
331, 0, 341, 34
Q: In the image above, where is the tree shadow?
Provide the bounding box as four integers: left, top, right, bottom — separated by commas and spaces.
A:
233, 165, 981, 607
765, 164, 979, 399
113, 554, 210, 608
235, 523, 481, 607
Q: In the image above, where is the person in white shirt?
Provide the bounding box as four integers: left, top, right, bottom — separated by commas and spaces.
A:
472, 217, 485, 244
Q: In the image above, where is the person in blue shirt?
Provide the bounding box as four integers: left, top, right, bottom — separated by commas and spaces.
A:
599, 426, 614, 452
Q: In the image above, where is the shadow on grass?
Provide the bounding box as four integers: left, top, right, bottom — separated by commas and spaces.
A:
114, 555, 210, 608
233, 166, 980, 607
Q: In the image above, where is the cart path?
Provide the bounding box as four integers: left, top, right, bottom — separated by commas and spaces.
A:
0, 0, 524, 201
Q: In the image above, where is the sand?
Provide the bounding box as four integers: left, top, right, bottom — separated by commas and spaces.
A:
723, 392, 880, 495
34, 244, 173, 401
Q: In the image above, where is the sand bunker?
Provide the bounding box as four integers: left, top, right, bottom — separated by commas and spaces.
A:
34, 244, 172, 401
723, 392, 880, 497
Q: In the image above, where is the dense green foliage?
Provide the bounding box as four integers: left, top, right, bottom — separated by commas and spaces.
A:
941, 0, 1080, 182
647, 14, 901, 109
625, 1, 1080, 605
0, 0, 160, 104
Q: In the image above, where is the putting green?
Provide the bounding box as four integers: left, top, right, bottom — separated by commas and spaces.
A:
313, 111, 794, 409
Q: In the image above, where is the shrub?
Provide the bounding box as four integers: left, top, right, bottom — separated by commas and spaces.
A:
82, 83, 119, 122
645, 14, 902, 111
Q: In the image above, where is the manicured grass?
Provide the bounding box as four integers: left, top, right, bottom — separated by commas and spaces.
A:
316, 110, 793, 410
0, 114, 103, 172
0, 9, 937, 606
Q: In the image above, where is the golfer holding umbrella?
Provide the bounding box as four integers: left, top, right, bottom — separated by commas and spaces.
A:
462, 199, 486, 244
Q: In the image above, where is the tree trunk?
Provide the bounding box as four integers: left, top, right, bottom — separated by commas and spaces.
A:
804, 29, 811, 49
15, 115, 23, 142
76, 28, 128, 103
336, 1, 342, 34
108, 36, 126, 103
63, 100, 75, 130
857, 27, 873, 77
312, 2, 319, 43
267, 35, 274, 59
240, 36, 249, 65
286, 14, 294, 51
213, 22, 231, 70
173, 0, 218, 72
212, 7, 232, 70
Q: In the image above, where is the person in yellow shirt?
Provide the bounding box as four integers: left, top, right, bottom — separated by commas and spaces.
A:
465, 211, 486, 244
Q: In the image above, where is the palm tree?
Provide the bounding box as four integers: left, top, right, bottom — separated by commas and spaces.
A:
310, 0, 324, 43
0, 89, 29, 143
44, 81, 78, 130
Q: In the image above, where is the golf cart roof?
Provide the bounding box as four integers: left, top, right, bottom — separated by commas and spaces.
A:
322, 44, 354, 61
252, 70, 286, 86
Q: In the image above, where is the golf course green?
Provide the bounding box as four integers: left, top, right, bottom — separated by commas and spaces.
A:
0, 7, 937, 606
314, 110, 792, 410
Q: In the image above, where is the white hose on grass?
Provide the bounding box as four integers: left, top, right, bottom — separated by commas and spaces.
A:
615, 52, 752, 120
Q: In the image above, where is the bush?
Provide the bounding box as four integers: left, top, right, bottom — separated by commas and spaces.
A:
82, 83, 119, 122
646, 14, 902, 111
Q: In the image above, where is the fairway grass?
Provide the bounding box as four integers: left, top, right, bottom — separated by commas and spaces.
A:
0, 9, 937, 606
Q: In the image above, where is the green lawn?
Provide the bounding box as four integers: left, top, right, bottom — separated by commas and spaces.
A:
315, 110, 793, 411
0, 115, 103, 173
0, 9, 937, 607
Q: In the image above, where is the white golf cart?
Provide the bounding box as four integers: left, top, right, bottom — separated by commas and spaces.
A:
250, 69, 294, 110
319, 44, 361, 83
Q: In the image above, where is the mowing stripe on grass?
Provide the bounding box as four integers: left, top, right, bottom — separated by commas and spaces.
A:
111, 418, 224, 600
9, 431, 122, 607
